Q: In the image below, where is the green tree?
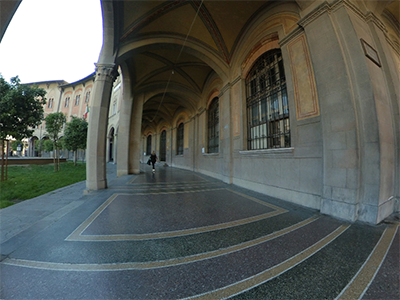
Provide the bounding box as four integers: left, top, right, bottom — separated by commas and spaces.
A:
42, 139, 54, 152
0, 76, 46, 181
63, 116, 88, 165
45, 112, 66, 171
10, 140, 22, 152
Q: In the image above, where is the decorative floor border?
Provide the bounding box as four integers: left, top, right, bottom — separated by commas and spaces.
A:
3, 216, 319, 271
66, 189, 288, 242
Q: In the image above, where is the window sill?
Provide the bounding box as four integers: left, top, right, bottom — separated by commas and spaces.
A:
202, 153, 219, 156
239, 147, 294, 156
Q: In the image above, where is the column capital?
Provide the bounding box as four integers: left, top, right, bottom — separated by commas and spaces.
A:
94, 63, 119, 83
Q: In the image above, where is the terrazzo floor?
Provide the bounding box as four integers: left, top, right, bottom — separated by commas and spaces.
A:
0, 164, 398, 299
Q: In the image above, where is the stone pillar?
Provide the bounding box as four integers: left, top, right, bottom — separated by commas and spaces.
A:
113, 132, 118, 164
219, 83, 233, 184
194, 113, 199, 172
128, 94, 144, 174
169, 127, 173, 165
86, 64, 118, 190
297, 0, 396, 223
105, 133, 111, 163
190, 116, 197, 171
116, 78, 133, 177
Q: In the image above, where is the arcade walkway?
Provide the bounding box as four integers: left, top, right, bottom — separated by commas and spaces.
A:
0, 163, 398, 299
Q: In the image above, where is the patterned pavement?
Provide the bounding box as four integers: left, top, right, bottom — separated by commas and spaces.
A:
0, 163, 398, 299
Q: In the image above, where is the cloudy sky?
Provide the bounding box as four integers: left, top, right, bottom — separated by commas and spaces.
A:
0, 0, 103, 84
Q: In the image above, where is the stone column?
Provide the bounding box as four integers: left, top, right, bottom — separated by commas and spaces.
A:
86, 63, 118, 190
297, 1, 395, 223
194, 113, 199, 172
116, 78, 133, 176
128, 93, 144, 174
219, 83, 233, 184
190, 115, 198, 171
169, 127, 173, 165
113, 132, 118, 164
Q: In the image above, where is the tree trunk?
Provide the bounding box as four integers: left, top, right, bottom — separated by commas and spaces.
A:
53, 142, 56, 172
57, 148, 60, 171
74, 150, 77, 166
5, 140, 9, 180
1, 140, 4, 181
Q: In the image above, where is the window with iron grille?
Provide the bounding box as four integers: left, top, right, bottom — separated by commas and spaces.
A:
48, 98, 54, 108
177, 123, 184, 155
207, 97, 219, 153
75, 95, 80, 106
246, 49, 290, 150
146, 135, 152, 155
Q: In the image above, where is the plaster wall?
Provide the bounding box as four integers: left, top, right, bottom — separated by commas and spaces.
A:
387, 45, 400, 179
195, 102, 226, 181
121, 0, 398, 224
344, 6, 396, 223
302, 7, 364, 221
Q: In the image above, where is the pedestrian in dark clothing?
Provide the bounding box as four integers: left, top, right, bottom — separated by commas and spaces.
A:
150, 151, 157, 173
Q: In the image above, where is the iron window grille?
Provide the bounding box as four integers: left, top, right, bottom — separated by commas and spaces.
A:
177, 123, 184, 155
207, 97, 219, 153
246, 49, 290, 150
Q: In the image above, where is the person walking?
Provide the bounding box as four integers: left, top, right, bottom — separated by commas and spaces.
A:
150, 151, 158, 173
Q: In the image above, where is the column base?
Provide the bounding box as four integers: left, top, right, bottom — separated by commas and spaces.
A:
86, 179, 107, 191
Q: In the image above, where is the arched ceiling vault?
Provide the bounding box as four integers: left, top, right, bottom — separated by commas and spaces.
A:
110, 0, 398, 132
142, 90, 198, 128
114, 0, 286, 132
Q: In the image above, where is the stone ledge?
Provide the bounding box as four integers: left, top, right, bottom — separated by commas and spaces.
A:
239, 148, 294, 156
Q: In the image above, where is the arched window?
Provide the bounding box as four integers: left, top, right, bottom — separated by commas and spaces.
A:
85, 91, 90, 103
176, 123, 184, 155
146, 135, 152, 155
246, 49, 290, 149
207, 97, 219, 153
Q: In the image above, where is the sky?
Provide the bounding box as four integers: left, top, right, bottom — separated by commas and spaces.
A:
0, 0, 103, 84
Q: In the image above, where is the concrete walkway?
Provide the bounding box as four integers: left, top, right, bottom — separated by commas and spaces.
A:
0, 163, 398, 299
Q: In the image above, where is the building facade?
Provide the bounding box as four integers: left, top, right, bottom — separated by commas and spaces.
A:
25, 73, 123, 162
12, 0, 399, 225
85, 0, 399, 225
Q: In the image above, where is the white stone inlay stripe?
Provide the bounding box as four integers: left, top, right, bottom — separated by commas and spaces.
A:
2, 216, 319, 271
184, 224, 350, 300
336, 224, 399, 300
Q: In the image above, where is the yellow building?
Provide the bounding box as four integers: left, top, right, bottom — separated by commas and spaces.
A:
25, 73, 123, 162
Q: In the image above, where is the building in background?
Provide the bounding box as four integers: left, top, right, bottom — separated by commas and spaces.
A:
24, 72, 123, 162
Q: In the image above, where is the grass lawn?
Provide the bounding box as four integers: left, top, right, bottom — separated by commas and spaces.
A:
0, 162, 86, 209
